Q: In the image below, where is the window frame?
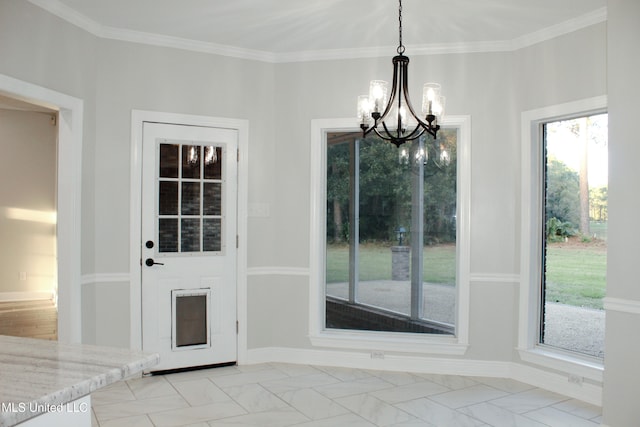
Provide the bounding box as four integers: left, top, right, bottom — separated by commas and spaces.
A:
519, 96, 606, 380
309, 116, 471, 355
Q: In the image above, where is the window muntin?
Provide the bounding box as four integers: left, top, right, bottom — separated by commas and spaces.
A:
325, 129, 457, 334
540, 113, 607, 358
157, 141, 224, 254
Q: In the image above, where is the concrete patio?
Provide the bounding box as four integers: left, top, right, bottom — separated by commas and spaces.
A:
327, 280, 604, 358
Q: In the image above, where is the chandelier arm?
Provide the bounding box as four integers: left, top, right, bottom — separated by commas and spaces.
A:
376, 57, 402, 126
381, 120, 396, 140
402, 123, 427, 141
399, 59, 438, 141
400, 60, 424, 126
396, 59, 404, 138
371, 126, 400, 145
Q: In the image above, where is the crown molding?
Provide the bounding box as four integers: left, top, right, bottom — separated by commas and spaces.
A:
510, 7, 607, 50
99, 26, 277, 63
27, 0, 607, 63
27, 0, 102, 35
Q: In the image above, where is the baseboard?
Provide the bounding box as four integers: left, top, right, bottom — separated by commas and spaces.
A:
245, 346, 602, 406
0, 291, 55, 302
247, 346, 510, 376
510, 361, 602, 406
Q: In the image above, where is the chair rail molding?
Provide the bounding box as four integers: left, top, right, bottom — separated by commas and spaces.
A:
603, 297, 640, 315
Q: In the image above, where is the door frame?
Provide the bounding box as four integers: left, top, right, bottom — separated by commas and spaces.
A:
0, 73, 83, 344
130, 110, 248, 363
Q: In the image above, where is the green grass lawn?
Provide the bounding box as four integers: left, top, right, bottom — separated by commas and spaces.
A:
326, 243, 456, 285
327, 238, 607, 309
545, 240, 607, 309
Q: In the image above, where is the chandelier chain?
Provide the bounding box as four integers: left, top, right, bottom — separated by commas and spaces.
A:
397, 0, 405, 55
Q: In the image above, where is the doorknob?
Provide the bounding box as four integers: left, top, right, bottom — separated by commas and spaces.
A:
145, 258, 164, 267
145, 240, 154, 249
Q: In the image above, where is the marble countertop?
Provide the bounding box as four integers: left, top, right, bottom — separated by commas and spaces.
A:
0, 335, 159, 426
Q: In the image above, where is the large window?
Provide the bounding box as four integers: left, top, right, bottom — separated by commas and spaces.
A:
541, 114, 607, 358
325, 130, 458, 335
520, 98, 607, 374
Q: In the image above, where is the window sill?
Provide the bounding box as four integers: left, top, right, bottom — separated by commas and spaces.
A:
517, 347, 603, 382
310, 329, 469, 356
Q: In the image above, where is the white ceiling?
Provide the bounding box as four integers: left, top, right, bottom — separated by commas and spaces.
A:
31, 0, 606, 62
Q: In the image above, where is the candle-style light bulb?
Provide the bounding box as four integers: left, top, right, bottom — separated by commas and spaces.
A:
369, 80, 388, 114
422, 83, 441, 116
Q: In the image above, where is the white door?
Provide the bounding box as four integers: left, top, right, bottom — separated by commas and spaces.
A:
141, 122, 237, 372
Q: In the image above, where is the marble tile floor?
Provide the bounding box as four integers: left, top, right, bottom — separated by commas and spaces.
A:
90, 363, 602, 427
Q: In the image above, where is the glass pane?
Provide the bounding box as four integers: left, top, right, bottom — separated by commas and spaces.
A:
203, 183, 222, 215
204, 146, 222, 179
325, 138, 350, 307
175, 295, 207, 347
181, 182, 201, 215
159, 181, 178, 215
203, 218, 222, 251
182, 145, 201, 179
422, 129, 457, 326
159, 218, 178, 252
159, 143, 179, 178
181, 218, 200, 252
542, 113, 607, 358
357, 138, 408, 316
325, 131, 456, 335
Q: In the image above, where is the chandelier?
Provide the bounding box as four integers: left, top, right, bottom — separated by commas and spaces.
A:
357, 0, 445, 147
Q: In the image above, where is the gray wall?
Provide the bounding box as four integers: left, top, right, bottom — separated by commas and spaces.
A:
602, 0, 640, 425
0, 109, 57, 295
0, 0, 98, 280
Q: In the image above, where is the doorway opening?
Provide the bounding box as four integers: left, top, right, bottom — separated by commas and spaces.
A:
0, 96, 58, 339
0, 73, 84, 343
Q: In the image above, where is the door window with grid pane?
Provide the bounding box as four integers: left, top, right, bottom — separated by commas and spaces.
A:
157, 142, 224, 254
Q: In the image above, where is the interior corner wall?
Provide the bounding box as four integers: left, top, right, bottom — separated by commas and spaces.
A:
255, 23, 606, 361
602, 0, 640, 425
0, 109, 57, 296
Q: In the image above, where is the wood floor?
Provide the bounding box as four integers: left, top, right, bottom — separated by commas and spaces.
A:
0, 299, 57, 340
